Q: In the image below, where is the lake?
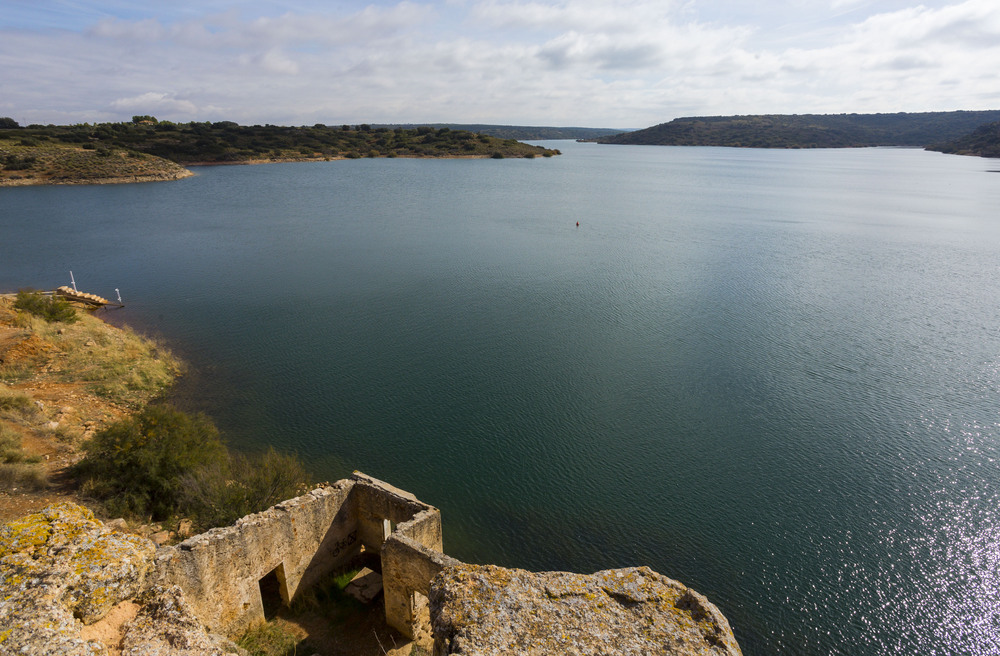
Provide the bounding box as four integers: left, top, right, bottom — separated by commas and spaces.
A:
3, 141, 1000, 655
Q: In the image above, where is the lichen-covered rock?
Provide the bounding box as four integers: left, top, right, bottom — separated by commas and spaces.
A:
0, 502, 156, 627
120, 586, 245, 656
0, 503, 240, 655
429, 564, 742, 656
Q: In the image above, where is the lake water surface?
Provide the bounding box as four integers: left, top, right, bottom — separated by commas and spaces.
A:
3, 142, 1000, 655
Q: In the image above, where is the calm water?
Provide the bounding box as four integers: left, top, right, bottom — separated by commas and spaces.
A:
4, 142, 1000, 654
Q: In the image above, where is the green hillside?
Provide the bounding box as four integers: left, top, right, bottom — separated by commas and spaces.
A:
927, 121, 1000, 158
597, 111, 1000, 149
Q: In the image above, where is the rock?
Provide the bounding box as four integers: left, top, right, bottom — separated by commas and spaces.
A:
106, 518, 128, 532
151, 530, 171, 546
0, 503, 154, 653
0, 503, 240, 656
176, 519, 193, 538
120, 585, 246, 656
344, 567, 383, 604
429, 564, 742, 656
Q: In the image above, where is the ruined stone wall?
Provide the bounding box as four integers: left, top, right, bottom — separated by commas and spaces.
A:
155, 472, 450, 639
154, 481, 359, 636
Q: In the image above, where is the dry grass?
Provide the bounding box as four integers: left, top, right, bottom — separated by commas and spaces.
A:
0, 386, 41, 424
0, 294, 183, 512
10, 307, 182, 408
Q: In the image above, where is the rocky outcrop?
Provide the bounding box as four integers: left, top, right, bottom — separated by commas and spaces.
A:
429, 564, 742, 656
0, 503, 241, 655
120, 586, 241, 656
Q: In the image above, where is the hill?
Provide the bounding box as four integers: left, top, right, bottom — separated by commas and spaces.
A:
0, 120, 561, 185
927, 120, 1000, 158
596, 111, 1000, 149
0, 136, 192, 186
379, 124, 626, 140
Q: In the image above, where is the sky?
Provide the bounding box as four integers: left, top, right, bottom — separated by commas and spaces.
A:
2, 0, 999, 128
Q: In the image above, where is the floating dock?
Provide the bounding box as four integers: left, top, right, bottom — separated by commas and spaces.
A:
55, 285, 119, 307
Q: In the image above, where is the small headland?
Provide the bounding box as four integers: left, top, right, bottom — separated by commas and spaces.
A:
0, 119, 561, 186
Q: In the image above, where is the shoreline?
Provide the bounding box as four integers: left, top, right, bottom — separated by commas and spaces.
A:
0, 170, 195, 187
0, 293, 181, 521
1, 150, 555, 187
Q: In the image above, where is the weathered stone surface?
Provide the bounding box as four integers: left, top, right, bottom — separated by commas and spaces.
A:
429, 564, 742, 656
0, 502, 155, 646
120, 586, 245, 656
0, 503, 241, 655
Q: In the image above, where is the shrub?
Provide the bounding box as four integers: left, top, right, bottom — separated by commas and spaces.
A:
13, 289, 78, 323
74, 405, 227, 520
180, 447, 311, 529
491, 152, 504, 159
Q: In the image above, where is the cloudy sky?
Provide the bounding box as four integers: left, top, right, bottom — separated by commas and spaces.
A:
2, 0, 999, 128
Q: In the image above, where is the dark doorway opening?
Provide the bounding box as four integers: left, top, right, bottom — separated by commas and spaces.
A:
259, 564, 286, 620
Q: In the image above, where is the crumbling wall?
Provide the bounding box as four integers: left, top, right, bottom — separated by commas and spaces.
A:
351, 472, 454, 639
155, 472, 451, 639
383, 533, 462, 640
155, 480, 358, 636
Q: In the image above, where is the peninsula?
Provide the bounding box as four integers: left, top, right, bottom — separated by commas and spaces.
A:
0, 118, 560, 186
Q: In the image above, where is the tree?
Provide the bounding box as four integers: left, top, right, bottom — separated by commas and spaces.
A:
0, 117, 19, 129
74, 405, 227, 519
131, 115, 158, 124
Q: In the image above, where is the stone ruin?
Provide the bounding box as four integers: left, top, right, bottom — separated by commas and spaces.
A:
156, 471, 459, 639
0, 471, 743, 655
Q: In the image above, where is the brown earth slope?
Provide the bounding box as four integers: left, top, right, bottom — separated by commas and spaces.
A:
0, 294, 181, 521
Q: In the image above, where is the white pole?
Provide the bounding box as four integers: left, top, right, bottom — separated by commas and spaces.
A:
115, 288, 122, 304
69, 271, 77, 292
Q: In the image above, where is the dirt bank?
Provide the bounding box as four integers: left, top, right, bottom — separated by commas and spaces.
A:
0, 293, 181, 521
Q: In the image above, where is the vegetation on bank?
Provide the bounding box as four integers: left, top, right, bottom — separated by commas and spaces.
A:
13, 289, 78, 324
73, 404, 311, 527
0, 390, 48, 492
595, 110, 1000, 150
0, 134, 191, 184
927, 120, 1000, 158
0, 291, 312, 534
0, 116, 560, 184
381, 123, 625, 140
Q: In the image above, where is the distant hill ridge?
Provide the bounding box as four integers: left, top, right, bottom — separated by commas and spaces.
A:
379, 124, 627, 140
597, 111, 1000, 150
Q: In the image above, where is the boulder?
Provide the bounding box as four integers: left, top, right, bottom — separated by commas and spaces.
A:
0, 503, 242, 655
0, 502, 155, 635
120, 585, 245, 656
429, 564, 742, 656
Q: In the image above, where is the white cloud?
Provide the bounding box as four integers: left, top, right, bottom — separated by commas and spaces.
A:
110, 92, 199, 115
2, 0, 1000, 127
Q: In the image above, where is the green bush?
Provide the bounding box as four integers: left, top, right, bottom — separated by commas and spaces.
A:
74, 405, 227, 520
13, 289, 78, 323
180, 447, 311, 529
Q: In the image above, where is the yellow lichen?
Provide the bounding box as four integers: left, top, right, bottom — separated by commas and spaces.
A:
0, 514, 53, 557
